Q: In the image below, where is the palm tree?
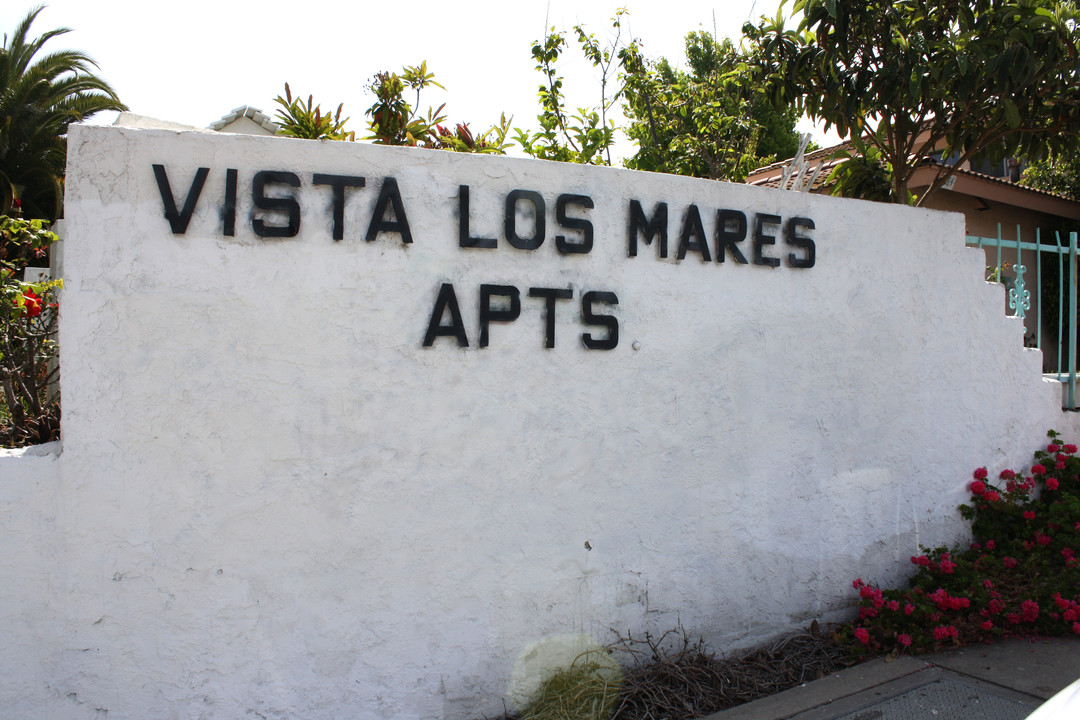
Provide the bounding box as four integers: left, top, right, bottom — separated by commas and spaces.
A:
0, 5, 126, 221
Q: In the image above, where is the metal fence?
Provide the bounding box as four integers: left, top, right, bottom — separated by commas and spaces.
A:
966, 226, 1078, 409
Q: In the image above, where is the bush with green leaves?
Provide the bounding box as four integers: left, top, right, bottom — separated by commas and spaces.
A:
841, 430, 1080, 656
0, 211, 61, 447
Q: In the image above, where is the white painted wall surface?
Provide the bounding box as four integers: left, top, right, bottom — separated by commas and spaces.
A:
2, 124, 1078, 719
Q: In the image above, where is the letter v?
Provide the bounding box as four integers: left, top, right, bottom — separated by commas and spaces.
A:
153, 165, 209, 234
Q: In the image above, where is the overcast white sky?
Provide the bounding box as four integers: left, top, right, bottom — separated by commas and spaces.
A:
2, 0, 839, 162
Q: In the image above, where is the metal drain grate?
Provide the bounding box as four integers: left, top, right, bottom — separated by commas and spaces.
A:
833, 678, 1040, 720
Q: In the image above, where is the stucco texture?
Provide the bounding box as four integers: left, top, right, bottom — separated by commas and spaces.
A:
1, 124, 1077, 719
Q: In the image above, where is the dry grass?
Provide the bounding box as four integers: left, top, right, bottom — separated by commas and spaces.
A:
481, 625, 854, 720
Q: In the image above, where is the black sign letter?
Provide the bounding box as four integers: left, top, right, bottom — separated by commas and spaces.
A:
479, 284, 521, 347
153, 164, 209, 234
581, 291, 619, 350
423, 283, 469, 347
628, 200, 668, 258
314, 173, 366, 241
365, 177, 412, 244
252, 171, 301, 238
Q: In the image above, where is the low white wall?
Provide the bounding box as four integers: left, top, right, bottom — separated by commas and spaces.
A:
2, 124, 1078, 720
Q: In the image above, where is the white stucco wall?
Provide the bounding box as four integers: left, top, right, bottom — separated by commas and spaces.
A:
3, 124, 1079, 720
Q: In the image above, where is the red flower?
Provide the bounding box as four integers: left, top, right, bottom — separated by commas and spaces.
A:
1064, 444, 1078, 454
853, 578, 864, 590
933, 625, 958, 641
974, 467, 988, 480
970, 480, 986, 495
1003, 556, 1018, 569
854, 627, 870, 644
981, 620, 994, 631
1021, 600, 1040, 622
22, 290, 41, 317
986, 491, 1001, 502
897, 634, 912, 647
1037, 533, 1052, 546
1024, 511, 1036, 520
1000, 469, 1016, 480
1046, 477, 1060, 490
1048, 444, 1060, 453
986, 539, 996, 550
1032, 464, 1047, 475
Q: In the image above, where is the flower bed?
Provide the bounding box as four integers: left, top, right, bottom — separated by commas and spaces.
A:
842, 430, 1080, 655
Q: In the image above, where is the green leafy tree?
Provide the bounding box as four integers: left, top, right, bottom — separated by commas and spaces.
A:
622, 31, 801, 182
0, 5, 125, 221
515, 11, 633, 165
746, 0, 1080, 205
273, 83, 355, 141
1020, 147, 1080, 200
365, 61, 511, 154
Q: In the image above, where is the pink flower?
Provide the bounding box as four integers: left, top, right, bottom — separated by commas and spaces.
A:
1021, 600, 1040, 622
986, 539, 996, 550
1003, 556, 1018, 569
1064, 444, 1078, 454
1046, 477, 1060, 490
1032, 464, 1047, 475
970, 480, 986, 495
854, 627, 870, 644
1037, 533, 1052, 546
887, 600, 900, 612
897, 634, 912, 647
984, 579, 995, 589
1056, 461, 1066, 470
974, 467, 988, 480
904, 603, 915, 616
853, 578, 864, 589
933, 625, 958, 641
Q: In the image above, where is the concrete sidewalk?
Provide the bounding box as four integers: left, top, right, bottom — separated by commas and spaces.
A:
702, 637, 1080, 720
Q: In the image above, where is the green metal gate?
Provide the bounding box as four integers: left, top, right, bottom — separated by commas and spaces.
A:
966, 226, 1078, 409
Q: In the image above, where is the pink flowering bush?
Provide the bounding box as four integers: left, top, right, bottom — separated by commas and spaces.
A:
841, 431, 1080, 656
